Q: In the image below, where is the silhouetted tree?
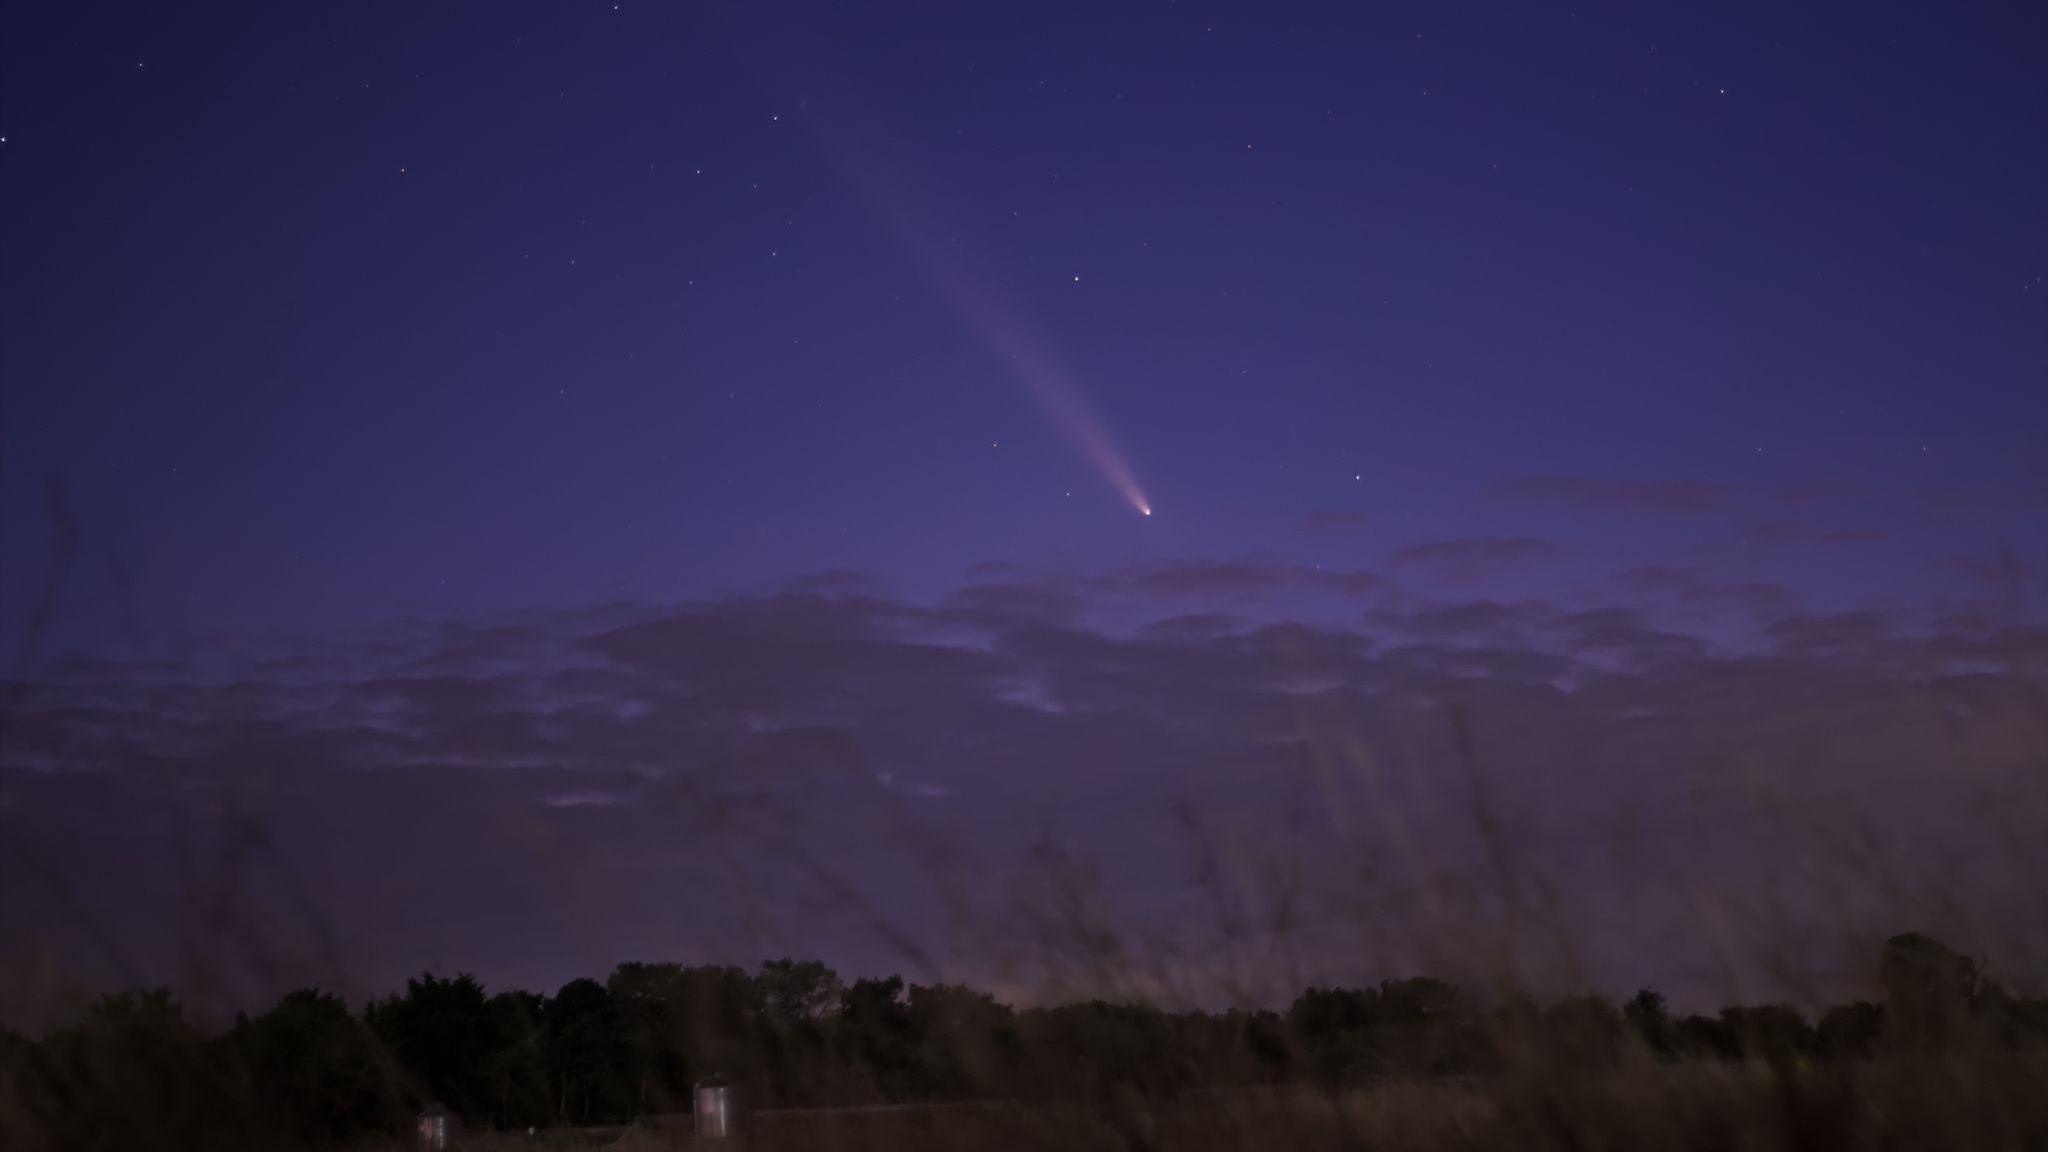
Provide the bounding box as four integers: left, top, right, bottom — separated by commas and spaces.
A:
1543, 995, 1626, 1068
1624, 988, 1675, 1057
543, 979, 629, 1124
27, 989, 222, 1150
1288, 986, 1379, 1084
606, 962, 695, 1114
1817, 1001, 1884, 1060
1719, 1004, 1812, 1065
13, 928, 2048, 1147
1674, 1013, 1740, 1061
479, 990, 551, 1129
233, 988, 405, 1143
1880, 933, 1979, 1049
606, 963, 763, 1109
365, 973, 496, 1122
752, 960, 844, 1104
838, 976, 917, 1098
1225, 1009, 1295, 1084
1020, 1000, 1184, 1102
907, 982, 1017, 1098
756, 959, 844, 1029
1376, 977, 1473, 1074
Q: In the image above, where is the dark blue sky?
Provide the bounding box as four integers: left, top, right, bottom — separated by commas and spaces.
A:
2, 2, 2045, 1019
4, 0, 2042, 650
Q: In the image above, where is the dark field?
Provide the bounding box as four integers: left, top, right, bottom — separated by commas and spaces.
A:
453, 1062, 2048, 1152
7, 930, 2047, 1152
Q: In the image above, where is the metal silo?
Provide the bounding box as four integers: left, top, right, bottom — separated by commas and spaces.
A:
694, 1073, 742, 1138
415, 1104, 450, 1150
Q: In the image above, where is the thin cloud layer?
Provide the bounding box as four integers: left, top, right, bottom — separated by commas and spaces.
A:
1390, 539, 1561, 583
1301, 509, 1371, 534
1735, 521, 1889, 548
1496, 476, 1739, 517
2, 560, 2045, 1029
1093, 560, 1386, 603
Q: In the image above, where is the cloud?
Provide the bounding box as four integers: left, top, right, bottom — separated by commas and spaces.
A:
542, 789, 638, 809
785, 569, 883, 596
1914, 486, 1984, 515
1373, 600, 1549, 642
1301, 509, 1370, 534
1952, 542, 2047, 615
1550, 608, 1710, 668
1369, 601, 1710, 671
1495, 476, 1737, 517
3, 567, 2044, 1025
1615, 566, 1795, 618
1093, 560, 1385, 603
944, 580, 1090, 625
1099, 560, 1295, 601
1735, 521, 1887, 548
876, 771, 952, 800
1136, 612, 1247, 643
1389, 538, 1560, 582
1912, 484, 2048, 517
1764, 611, 1892, 653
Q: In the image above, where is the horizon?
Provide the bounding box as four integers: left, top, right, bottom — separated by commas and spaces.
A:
12, 926, 2010, 1041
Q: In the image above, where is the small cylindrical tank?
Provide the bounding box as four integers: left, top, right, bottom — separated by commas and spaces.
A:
694, 1073, 742, 1138
416, 1105, 450, 1150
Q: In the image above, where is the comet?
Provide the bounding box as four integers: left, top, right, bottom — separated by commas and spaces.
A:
806, 113, 1153, 516
910, 243, 1153, 517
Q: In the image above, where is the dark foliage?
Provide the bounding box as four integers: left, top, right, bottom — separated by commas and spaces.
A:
3, 933, 2044, 1149
231, 989, 406, 1143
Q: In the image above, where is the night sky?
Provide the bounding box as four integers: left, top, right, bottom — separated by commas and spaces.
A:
2, 2, 2045, 1027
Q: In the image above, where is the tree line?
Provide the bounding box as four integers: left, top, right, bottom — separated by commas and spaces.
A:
2, 933, 2042, 1149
